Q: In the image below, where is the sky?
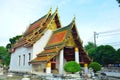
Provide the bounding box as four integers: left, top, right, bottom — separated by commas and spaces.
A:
0, 0, 120, 49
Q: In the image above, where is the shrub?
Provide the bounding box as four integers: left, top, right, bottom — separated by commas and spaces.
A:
64, 61, 81, 74
89, 62, 101, 73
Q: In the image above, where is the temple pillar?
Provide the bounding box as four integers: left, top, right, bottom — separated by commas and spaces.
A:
46, 62, 51, 74
75, 47, 79, 63
84, 63, 88, 74
59, 49, 64, 74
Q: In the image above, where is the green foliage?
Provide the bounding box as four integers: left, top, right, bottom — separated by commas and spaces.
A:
116, 0, 120, 6
6, 35, 22, 50
84, 42, 95, 51
0, 35, 22, 66
116, 48, 120, 63
84, 42, 96, 60
95, 45, 116, 65
89, 62, 101, 73
117, 0, 120, 3
6, 43, 12, 49
116, 48, 120, 55
0, 46, 10, 66
64, 61, 81, 73
84, 42, 119, 66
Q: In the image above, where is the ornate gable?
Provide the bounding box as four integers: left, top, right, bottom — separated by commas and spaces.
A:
46, 26, 71, 48
31, 18, 91, 63
12, 8, 62, 49
24, 14, 48, 36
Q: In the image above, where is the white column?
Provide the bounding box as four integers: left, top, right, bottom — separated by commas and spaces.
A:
46, 62, 51, 74
75, 47, 79, 63
84, 64, 88, 74
59, 49, 64, 74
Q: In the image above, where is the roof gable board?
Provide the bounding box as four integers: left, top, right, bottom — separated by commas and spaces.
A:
45, 24, 71, 49
45, 18, 81, 49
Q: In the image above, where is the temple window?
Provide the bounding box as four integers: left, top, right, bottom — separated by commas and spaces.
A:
18, 55, 21, 66
23, 54, 25, 66
28, 53, 31, 65
28, 53, 31, 61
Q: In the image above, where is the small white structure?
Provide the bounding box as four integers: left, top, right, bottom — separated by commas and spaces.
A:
9, 8, 91, 74
0, 61, 3, 75
0, 67, 3, 75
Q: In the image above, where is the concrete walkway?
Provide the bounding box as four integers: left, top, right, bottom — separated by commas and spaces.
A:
104, 72, 120, 78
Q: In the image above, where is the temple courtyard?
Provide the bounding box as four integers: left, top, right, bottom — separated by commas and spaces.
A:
0, 69, 120, 80
0, 74, 120, 80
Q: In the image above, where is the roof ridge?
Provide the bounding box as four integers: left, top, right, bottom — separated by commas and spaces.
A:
31, 8, 52, 26
23, 8, 52, 36
53, 23, 72, 33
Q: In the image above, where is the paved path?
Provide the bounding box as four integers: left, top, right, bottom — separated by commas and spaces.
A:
104, 72, 120, 78
108, 76, 120, 80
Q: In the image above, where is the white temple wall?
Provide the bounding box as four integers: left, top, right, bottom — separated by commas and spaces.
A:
9, 30, 52, 73
32, 63, 46, 74
9, 46, 33, 73
33, 30, 52, 59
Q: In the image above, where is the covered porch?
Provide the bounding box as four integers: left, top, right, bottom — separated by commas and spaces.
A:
31, 46, 90, 74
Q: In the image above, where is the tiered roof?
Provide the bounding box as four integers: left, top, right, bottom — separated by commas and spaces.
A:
11, 8, 91, 64
12, 8, 61, 49
31, 19, 91, 64
24, 14, 48, 36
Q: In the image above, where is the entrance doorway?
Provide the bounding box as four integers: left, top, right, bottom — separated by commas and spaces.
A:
64, 47, 75, 61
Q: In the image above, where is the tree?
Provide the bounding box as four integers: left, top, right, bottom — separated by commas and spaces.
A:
84, 42, 96, 60
95, 45, 116, 66
64, 61, 81, 74
116, 0, 120, 6
116, 48, 120, 63
89, 62, 101, 73
84, 42, 117, 66
6, 35, 22, 50
0, 46, 10, 66
84, 42, 95, 51
0, 35, 22, 66
117, 0, 120, 4
116, 48, 120, 56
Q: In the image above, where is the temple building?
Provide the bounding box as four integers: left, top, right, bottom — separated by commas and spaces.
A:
9, 8, 91, 74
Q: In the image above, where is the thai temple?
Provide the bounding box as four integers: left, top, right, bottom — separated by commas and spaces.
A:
9, 8, 91, 74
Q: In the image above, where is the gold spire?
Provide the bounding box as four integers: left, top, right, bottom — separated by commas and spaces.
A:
48, 7, 52, 14
73, 15, 76, 22
69, 15, 76, 26
55, 7, 58, 13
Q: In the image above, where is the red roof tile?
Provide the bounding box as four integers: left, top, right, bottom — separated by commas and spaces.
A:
31, 54, 55, 62
24, 15, 47, 36
48, 30, 67, 46
42, 48, 58, 54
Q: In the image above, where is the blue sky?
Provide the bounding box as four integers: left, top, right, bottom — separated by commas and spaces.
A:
0, 0, 120, 49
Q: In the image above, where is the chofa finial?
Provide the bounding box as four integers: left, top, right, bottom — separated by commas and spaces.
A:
49, 7, 52, 13
72, 15, 76, 22
55, 6, 58, 12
